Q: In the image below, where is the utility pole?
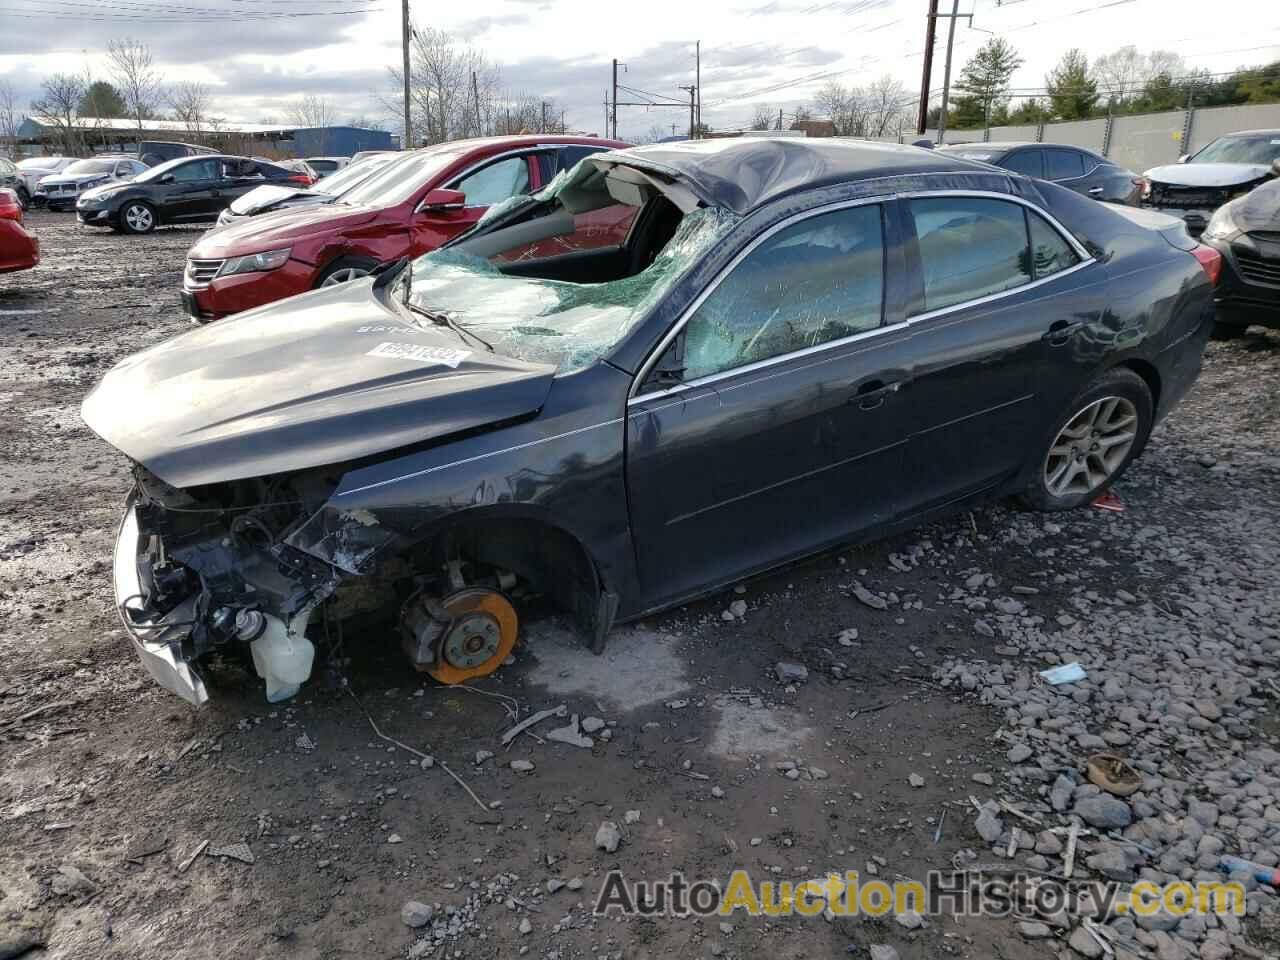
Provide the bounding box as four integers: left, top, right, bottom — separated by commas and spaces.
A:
937, 0, 960, 144
401, 0, 412, 148
679, 84, 696, 140
471, 71, 482, 136
934, 0, 972, 145
777, 108, 783, 131
696, 40, 706, 138
917, 0, 938, 134
541, 101, 548, 134
611, 59, 626, 139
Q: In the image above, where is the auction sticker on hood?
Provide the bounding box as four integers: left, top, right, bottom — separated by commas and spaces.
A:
367, 341, 471, 368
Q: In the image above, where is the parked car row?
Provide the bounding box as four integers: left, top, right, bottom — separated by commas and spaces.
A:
69, 133, 1237, 706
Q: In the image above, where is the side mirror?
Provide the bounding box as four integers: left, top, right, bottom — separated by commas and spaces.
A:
420, 188, 466, 211
1176, 154, 1189, 164
1271, 158, 1280, 179
159, 173, 176, 184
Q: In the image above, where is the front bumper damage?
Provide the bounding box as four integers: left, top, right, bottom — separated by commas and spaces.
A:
110, 467, 392, 705
114, 505, 210, 705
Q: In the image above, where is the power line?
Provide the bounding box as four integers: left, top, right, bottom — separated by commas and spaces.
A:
3, 0, 379, 18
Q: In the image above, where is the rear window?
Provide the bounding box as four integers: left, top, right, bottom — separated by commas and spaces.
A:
309, 160, 340, 173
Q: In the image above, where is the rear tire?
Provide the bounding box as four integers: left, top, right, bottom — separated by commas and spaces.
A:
316, 256, 379, 288
1210, 320, 1248, 341
1018, 368, 1153, 512
15, 186, 30, 209
119, 200, 156, 235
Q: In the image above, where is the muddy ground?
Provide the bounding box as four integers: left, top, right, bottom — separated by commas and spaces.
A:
0, 210, 1278, 960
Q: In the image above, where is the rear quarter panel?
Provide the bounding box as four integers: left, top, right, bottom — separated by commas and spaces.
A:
1037, 179, 1213, 421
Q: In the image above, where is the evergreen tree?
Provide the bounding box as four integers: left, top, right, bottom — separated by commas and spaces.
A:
953, 37, 1023, 127
1045, 49, 1099, 120
78, 80, 127, 118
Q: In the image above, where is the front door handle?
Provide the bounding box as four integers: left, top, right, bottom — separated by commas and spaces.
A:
1087, 186, 1104, 195
851, 378, 903, 410
1042, 319, 1087, 346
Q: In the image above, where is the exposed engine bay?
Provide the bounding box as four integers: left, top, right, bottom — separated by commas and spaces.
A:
116, 463, 524, 705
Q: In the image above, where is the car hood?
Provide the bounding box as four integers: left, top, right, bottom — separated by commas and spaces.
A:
39, 172, 113, 186
189, 201, 381, 257
1144, 162, 1273, 188
1228, 179, 1280, 231
229, 183, 318, 216
81, 280, 557, 488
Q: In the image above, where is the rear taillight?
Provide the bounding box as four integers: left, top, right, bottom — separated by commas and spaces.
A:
287, 174, 313, 185
1191, 244, 1222, 285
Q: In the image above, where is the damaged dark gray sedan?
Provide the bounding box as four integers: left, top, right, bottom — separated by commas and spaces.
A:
82, 139, 1220, 705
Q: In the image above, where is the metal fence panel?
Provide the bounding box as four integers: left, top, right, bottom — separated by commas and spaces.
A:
1187, 103, 1280, 154
1106, 111, 1186, 173
987, 124, 1039, 142
1042, 118, 1107, 151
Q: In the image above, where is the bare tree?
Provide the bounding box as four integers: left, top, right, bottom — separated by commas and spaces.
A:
814, 80, 872, 136
1091, 46, 1189, 106
385, 25, 504, 145
0, 79, 20, 159
287, 94, 333, 129
168, 80, 211, 137
749, 104, 774, 131
865, 74, 908, 136
31, 72, 86, 154
108, 38, 164, 142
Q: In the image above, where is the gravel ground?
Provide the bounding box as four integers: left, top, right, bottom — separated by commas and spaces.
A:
0, 210, 1278, 960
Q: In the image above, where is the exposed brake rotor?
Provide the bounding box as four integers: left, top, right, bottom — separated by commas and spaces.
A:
424, 588, 518, 685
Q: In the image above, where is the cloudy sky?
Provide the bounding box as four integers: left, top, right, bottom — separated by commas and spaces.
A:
2, 0, 1278, 140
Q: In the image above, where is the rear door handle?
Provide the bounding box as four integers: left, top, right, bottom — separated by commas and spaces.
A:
851, 378, 904, 410
1087, 186, 1104, 195
1042, 319, 1087, 345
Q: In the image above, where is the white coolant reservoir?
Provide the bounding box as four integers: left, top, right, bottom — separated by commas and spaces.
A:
250, 613, 315, 703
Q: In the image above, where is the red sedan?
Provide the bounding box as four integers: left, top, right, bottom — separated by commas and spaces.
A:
182, 135, 628, 321
0, 188, 38, 274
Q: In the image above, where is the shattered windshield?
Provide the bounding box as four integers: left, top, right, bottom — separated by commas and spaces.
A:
1191, 136, 1280, 165
404, 205, 739, 372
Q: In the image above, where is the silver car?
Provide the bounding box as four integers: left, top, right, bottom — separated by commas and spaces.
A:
37, 156, 148, 211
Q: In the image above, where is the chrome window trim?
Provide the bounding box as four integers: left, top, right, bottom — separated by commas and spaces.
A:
627, 188, 1094, 405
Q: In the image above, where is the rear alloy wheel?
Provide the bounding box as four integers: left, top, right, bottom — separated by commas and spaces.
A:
1019, 369, 1152, 512
120, 201, 156, 234
317, 257, 378, 287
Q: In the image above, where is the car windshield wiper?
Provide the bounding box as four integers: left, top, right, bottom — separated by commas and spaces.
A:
402, 300, 494, 353
379, 257, 494, 352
